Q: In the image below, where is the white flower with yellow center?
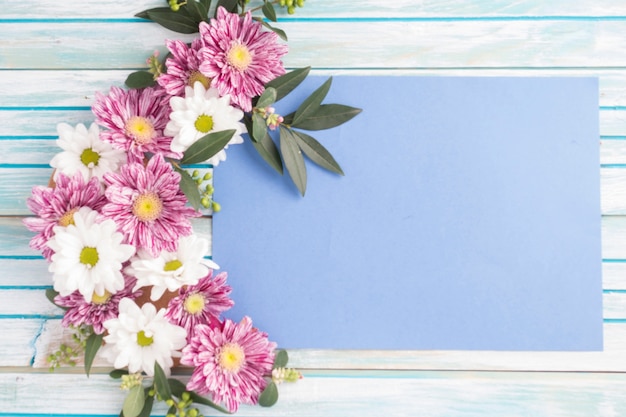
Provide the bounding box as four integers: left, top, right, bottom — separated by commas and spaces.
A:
164, 82, 245, 166
125, 234, 219, 301
47, 207, 135, 302
50, 123, 126, 182
101, 298, 187, 376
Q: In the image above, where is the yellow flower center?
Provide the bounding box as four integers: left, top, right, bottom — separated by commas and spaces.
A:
91, 290, 112, 305
79, 247, 99, 269
188, 71, 211, 89
226, 42, 252, 72
58, 208, 78, 227
132, 192, 163, 222
218, 342, 245, 373
80, 147, 101, 167
125, 116, 157, 145
136, 330, 154, 347
194, 114, 214, 133
164, 259, 183, 272
183, 293, 206, 315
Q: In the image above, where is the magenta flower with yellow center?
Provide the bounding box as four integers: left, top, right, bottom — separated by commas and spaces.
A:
198, 6, 288, 112
157, 38, 210, 97
92, 86, 179, 163
181, 316, 276, 412
100, 154, 199, 257
24, 173, 107, 260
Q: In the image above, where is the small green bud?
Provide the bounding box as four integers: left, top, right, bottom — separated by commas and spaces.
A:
195, 178, 203, 185
201, 197, 210, 208
212, 201, 221, 212
182, 392, 191, 402
192, 169, 200, 178
204, 184, 214, 195
287, 5, 295, 13
165, 399, 175, 407
203, 172, 212, 181
297, 0, 304, 6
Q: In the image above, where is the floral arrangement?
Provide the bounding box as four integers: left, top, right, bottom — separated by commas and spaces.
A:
23, 1, 360, 416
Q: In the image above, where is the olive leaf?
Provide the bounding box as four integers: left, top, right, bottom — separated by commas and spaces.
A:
262, 1, 277, 22
175, 166, 203, 210
251, 131, 283, 174
144, 8, 199, 34
84, 331, 103, 377
180, 129, 236, 164
291, 130, 344, 175
252, 112, 268, 143
259, 20, 287, 41
291, 104, 362, 131
258, 381, 279, 407
280, 126, 307, 196
292, 77, 332, 126
109, 369, 129, 379
125, 71, 156, 89
273, 349, 289, 369
153, 362, 172, 401
265, 67, 310, 102
256, 86, 277, 109
122, 385, 145, 417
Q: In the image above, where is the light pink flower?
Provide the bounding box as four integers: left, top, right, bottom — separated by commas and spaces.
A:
165, 270, 234, 340
23, 173, 106, 260
157, 38, 209, 97
100, 154, 199, 257
198, 7, 288, 111
92, 86, 179, 163
55, 277, 142, 334
181, 317, 276, 412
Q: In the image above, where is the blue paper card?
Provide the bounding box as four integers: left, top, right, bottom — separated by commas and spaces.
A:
214, 76, 603, 351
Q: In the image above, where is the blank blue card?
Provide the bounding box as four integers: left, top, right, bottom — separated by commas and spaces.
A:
214, 76, 603, 351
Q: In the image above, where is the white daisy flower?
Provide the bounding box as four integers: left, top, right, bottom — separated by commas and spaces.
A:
47, 207, 135, 302
100, 298, 187, 376
50, 122, 126, 182
125, 234, 219, 301
164, 82, 245, 166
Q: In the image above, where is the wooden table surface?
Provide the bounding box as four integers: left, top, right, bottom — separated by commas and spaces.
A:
2, 1, 626, 416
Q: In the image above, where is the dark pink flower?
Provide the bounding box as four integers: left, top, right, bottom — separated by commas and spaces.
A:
23, 173, 106, 260
165, 270, 234, 340
198, 7, 288, 111
55, 277, 142, 334
100, 154, 199, 256
181, 317, 276, 412
157, 38, 209, 97
92, 86, 179, 163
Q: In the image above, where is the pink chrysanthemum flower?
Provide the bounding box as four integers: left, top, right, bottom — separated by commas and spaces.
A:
181, 317, 276, 412
23, 173, 106, 260
157, 38, 210, 97
55, 277, 142, 334
165, 270, 234, 339
92, 86, 179, 163
198, 7, 288, 112
100, 154, 199, 257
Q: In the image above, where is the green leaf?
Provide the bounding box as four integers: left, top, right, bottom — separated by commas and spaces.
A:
168, 378, 232, 414
180, 129, 236, 164
291, 130, 344, 175
84, 332, 103, 377
146, 9, 199, 34
258, 381, 279, 407
291, 104, 362, 131
260, 20, 288, 41
125, 71, 156, 89
110, 369, 129, 379
273, 349, 289, 368
251, 131, 283, 174
256, 86, 277, 109
137, 389, 154, 417
252, 112, 268, 143
280, 126, 307, 196
153, 362, 172, 401
175, 166, 203, 210
216, 0, 238, 13
186, 0, 208, 23
292, 77, 332, 127
45, 288, 59, 306
262, 1, 277, 22
200, 0, 212, 13
266, 67, 310, 102
122, 385, 145, 417
135, 7, 168, 20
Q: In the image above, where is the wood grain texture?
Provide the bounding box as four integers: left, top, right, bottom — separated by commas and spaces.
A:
2, 0, 626, 415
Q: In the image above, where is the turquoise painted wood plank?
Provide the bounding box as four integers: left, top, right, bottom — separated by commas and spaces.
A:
2, 20, 626, 69
3, 371, 626, 417
5, 0, 626, 19
0, 320, 43, 366
15, 319, 626, 371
